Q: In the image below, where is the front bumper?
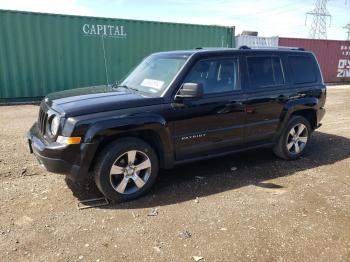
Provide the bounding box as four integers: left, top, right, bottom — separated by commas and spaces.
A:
27, 122, 98, 182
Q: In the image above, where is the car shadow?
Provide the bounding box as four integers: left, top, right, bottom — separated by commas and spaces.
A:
66, 131, 350, 209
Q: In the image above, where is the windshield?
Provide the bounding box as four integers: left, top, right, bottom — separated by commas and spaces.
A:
121, 54, 188, 95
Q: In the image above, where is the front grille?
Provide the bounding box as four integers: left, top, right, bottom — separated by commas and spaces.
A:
38, 106, 48, 135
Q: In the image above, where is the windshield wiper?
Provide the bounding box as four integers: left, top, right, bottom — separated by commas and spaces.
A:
112, 83, 139, 92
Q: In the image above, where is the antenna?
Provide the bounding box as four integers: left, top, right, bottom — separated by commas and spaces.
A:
101, 34, 110, 87
306, 0, 332, 39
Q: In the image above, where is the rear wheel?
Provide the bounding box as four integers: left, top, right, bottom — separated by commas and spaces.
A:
94, 138, 159, 202
273, 116, 311, 160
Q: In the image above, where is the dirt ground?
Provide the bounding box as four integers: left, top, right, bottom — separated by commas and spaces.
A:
0, 85, 349, 262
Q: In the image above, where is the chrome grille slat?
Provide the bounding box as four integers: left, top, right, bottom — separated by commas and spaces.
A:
42, 112, 48, 134
38, 105, 48, 135
37, 108, 43, 131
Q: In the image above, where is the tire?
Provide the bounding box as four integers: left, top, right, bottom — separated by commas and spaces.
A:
273, 116, 311, 160
94, 137, 159, 202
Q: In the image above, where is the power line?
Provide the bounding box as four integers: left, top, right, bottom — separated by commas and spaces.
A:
344, 23, 350, 40
306, 0, 332, 39
253, 2, 306, 16
237, 2, 313, 26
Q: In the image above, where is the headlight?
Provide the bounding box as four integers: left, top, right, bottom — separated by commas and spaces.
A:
50, 115, 60, 136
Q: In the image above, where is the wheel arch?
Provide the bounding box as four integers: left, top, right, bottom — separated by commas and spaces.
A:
275, 98, 319, 141
87, 127, 174, 176
290, 109, 317, 130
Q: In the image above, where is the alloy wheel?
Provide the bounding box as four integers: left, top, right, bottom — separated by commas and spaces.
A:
109, 150, 152, 194
286, 123, 308, 155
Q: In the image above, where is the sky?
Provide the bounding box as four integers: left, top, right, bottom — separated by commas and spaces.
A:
0, 0, 349, 40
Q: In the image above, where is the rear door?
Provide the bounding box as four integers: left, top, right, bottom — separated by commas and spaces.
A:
243, 53, 290, 143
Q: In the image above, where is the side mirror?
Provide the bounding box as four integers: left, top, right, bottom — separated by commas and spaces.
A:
176, 83, 203, 99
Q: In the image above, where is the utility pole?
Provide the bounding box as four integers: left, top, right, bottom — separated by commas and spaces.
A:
344, 23, 350, 40
306, 0, 332, 39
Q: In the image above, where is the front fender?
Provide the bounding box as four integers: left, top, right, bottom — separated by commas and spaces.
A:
81, 113, 174, 167
86, 113, 170, 141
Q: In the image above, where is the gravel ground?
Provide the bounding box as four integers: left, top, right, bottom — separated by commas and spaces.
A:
0, 85, 349, 262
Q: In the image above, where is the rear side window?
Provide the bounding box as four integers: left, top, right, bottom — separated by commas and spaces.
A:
247, 56, 285, 88
288, 56, 317, 84
272, 57, 284, 85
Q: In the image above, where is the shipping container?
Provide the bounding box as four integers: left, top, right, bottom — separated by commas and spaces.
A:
235, 35, 278, 48
0, 10, 235, 102
279, 37, 350, 83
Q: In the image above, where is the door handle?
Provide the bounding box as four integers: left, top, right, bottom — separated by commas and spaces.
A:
219, 101, 245, 114
225, 101, 243, 107
277, 95, 288, 102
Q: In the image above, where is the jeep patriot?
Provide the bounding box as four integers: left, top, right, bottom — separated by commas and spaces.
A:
27, 47, 326, 201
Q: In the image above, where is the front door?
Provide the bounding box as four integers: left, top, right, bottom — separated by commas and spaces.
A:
171, 56, 246, 160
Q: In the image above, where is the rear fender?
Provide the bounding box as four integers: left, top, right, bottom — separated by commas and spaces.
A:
275, 97, 319, 138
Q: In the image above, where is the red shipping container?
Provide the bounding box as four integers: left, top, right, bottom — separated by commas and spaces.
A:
279, 37, 350, 83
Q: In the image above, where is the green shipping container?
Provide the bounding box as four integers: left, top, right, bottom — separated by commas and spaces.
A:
0, 10, 235, 102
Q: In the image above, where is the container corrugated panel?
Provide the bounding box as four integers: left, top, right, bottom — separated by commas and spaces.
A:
279, 37, 350, 83
0, 10, 235, 101
235, 35, 279, 48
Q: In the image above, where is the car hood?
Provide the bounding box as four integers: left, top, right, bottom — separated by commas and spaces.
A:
44, 85, 163, 117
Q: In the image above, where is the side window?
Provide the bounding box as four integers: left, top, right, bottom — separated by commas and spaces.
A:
289, 56, 317, 84
272, 57, 284, 85
247, 56, 285, 88
184, 58, 240, 94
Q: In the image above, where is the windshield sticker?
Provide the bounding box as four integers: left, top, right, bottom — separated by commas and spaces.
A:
141, 79, 164, 90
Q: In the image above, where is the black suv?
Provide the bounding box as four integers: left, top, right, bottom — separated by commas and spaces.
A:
28, 47, 326, 202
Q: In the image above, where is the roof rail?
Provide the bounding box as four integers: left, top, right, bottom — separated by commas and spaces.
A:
276, 46, 305, 51
238, 45, 305, 51
239, 45, 250, 50
195, 47, 228, 50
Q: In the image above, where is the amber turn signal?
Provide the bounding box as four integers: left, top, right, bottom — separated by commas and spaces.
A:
56, 136, 81, 145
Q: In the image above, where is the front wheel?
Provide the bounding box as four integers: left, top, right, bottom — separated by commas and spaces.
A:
273, 116, 311, 160
94, 138, 159, 202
